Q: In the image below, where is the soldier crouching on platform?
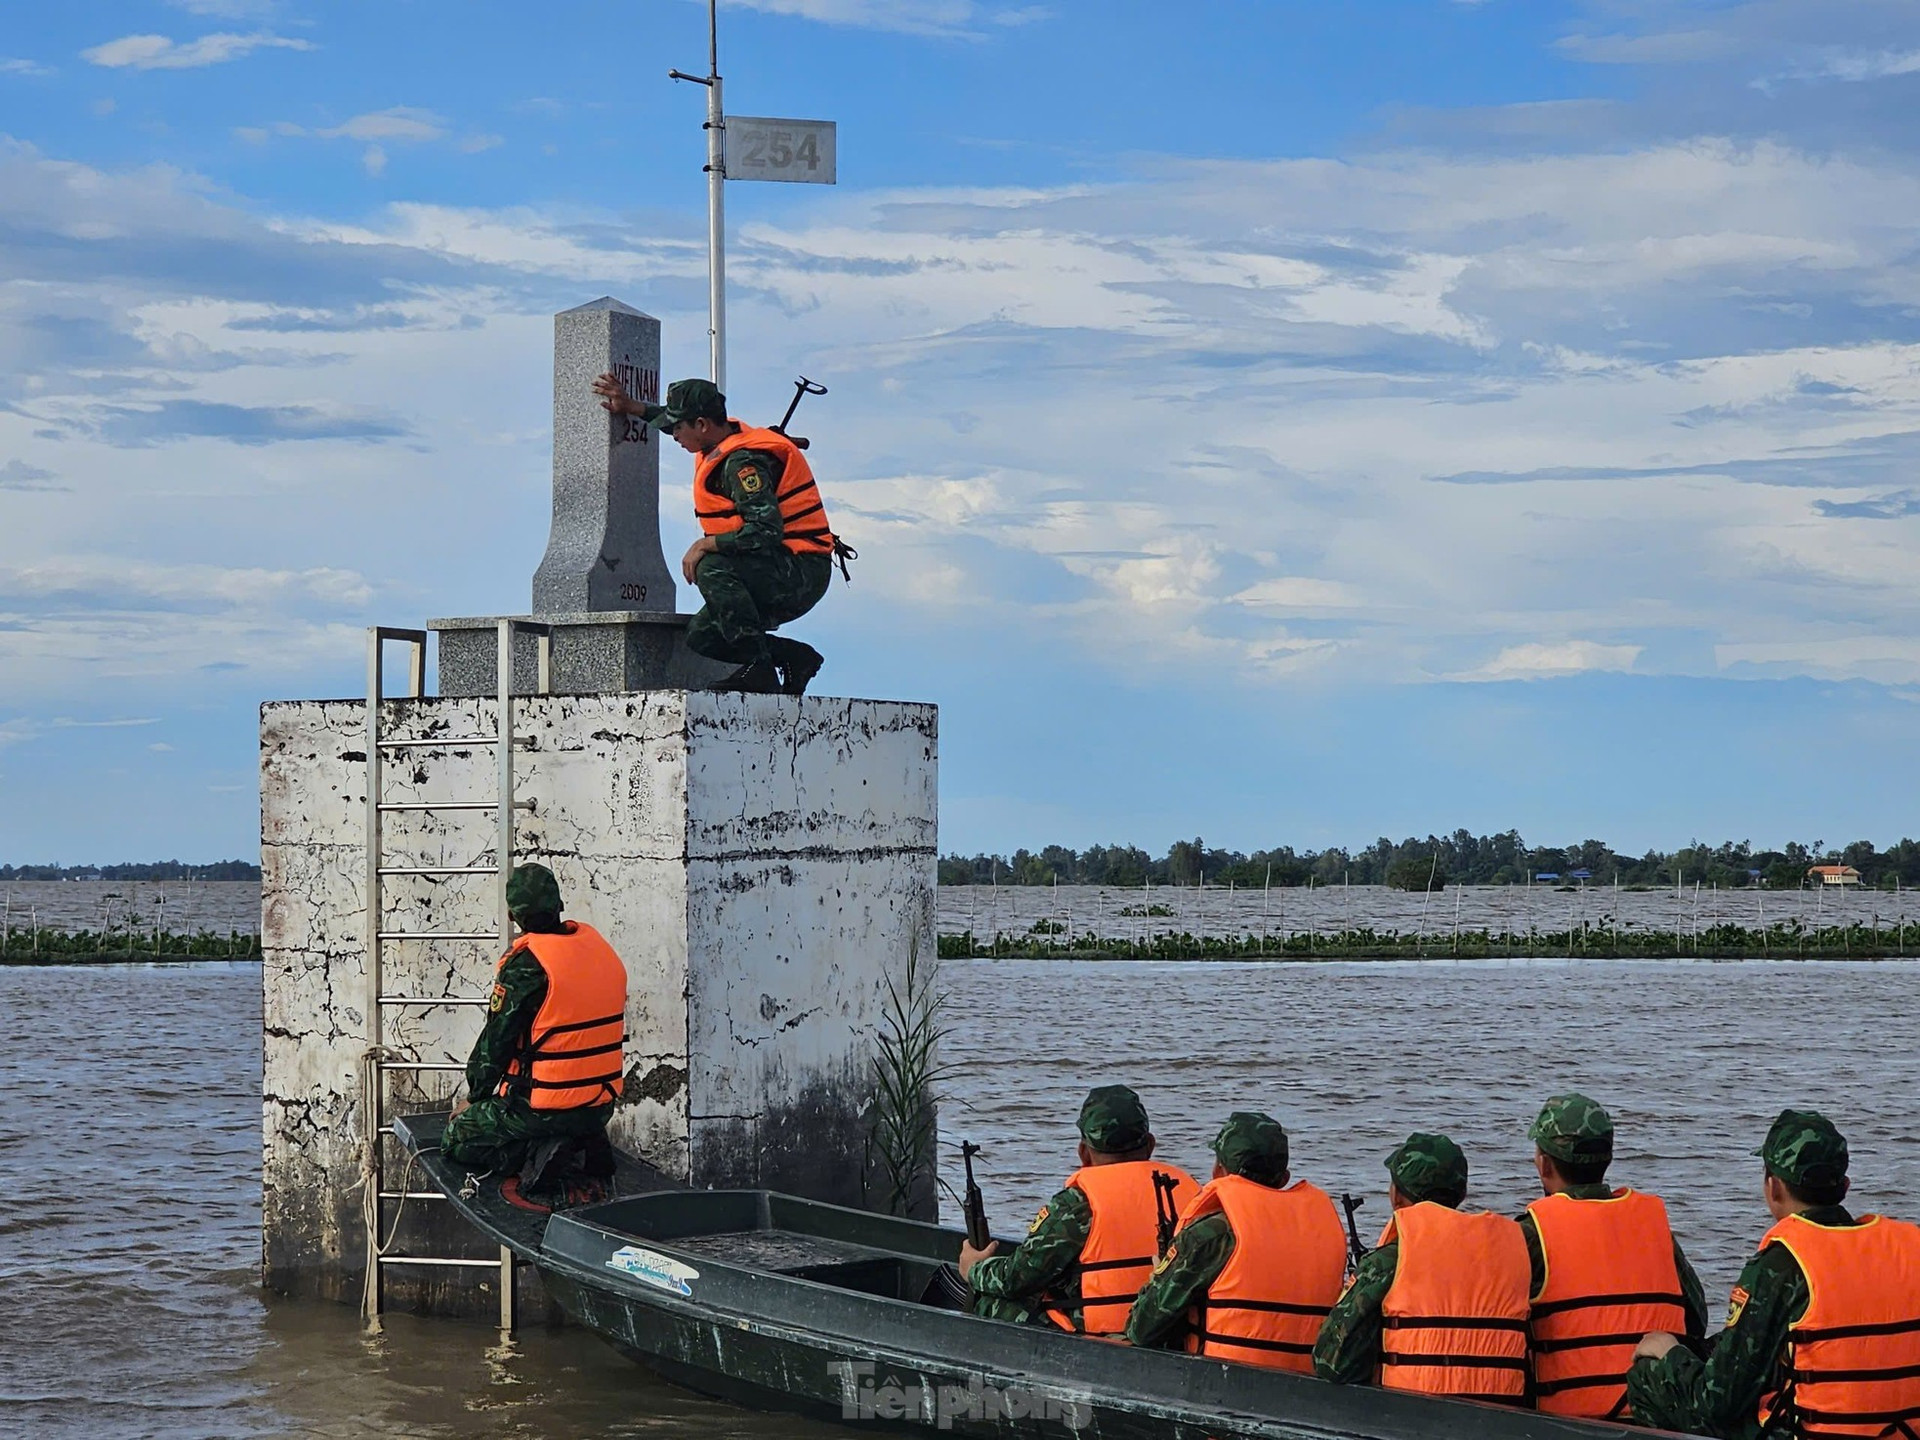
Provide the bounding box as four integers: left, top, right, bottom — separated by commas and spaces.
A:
440, 864, 628, 1201
591, 373, 840, 696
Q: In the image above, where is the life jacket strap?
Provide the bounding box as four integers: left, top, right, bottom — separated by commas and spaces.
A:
1531, 1289, 1688, 1319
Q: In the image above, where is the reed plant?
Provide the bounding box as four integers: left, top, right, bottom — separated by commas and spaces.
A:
867, 930, 947, 1218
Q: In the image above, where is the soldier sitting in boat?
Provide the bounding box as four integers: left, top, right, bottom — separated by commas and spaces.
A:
1313, 1132, 1533, 1405
1520, 1092, 1707, 1420
1627, 1108, 1920, 1439
1122, 1110, 1347, 1372
441, 864, 628, 1207
958, 1085, 1198, 1333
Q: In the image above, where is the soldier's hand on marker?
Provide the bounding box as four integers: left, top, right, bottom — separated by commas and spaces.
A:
592, 371, 636, 415
450, 1095, 470, 1120
1634, 1332, 1681, 1362
682, 536, 718, 584
957, 1238, 1000, 1281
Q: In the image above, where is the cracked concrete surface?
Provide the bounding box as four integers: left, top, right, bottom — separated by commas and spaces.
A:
261, 690, 937, 1310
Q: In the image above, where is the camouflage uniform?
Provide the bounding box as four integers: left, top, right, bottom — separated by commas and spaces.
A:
439, 865, 617, 1177
1627, 1110, 1860, 1440
968, 1085, 1155, 1326
1313, 1133, 1471, 1385
1520, 1093, 1709, 1337
1125, 1111, 1291, 1350
641, 379, 831, 680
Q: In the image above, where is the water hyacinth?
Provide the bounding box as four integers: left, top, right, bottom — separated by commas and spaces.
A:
937, 919, 1916, 962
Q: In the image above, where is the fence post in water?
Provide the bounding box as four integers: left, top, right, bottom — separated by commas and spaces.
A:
31, 905, 38, 955
1261, 863, 1271, 957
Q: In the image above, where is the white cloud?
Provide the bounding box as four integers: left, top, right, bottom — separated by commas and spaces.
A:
252, 108, 502, 174
81, 31, 311, 71
0, 460, 66, 492
1, 57, 54, 77
0, 558, 373, 611
1783, 48, 1920, 83
167, 0, 283, 15
1460, 642, 1643, 681
1555, 29, 1735, 65
723, 0, 1044, 38
312, 107, 446, 143
1232, 578, 1368, 611
12, 114, 1920, 702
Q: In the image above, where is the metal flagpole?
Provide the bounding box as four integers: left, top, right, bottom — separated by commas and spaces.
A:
705, 0, 726, 390
671, 0, 727, 390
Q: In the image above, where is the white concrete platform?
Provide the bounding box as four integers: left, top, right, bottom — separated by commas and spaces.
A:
259, 690, 937, 1306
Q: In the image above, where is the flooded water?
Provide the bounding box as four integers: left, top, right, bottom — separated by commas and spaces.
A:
9, 878, 1915, 947
5, 958, 1917, 1436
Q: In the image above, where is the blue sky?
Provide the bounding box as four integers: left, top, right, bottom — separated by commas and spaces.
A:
5, 0, 1920, 862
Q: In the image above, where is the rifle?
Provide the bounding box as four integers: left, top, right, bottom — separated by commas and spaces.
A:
960, 1142, 991, 1250
1152, 1170, 1183, 1258
1340, 1192, 1370, 1274
773, 375, 827, 451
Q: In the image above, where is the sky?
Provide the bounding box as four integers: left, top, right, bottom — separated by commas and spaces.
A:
4, 0, 1920, 863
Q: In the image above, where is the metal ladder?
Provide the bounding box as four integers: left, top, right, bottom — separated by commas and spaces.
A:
360, 619, 551, 1330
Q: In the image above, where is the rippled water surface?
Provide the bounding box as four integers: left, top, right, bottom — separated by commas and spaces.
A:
5, 959, 1916, 1436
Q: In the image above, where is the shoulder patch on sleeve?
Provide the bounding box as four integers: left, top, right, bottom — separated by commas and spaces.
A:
1027, 1204, 1050, 1236
736, 464, 765, 494
1725, 1285, 1750, 1328
489, 983, 507, 1013
1151, 1245, 1177, 1277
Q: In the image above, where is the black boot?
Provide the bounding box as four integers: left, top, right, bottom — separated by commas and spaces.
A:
706, 657, 781, 693
770, 639, 825, 696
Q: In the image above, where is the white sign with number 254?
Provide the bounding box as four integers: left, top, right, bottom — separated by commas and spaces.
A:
726, 117, 837, 185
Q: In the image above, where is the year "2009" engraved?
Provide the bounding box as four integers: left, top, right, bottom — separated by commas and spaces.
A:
620, 584, 648, 604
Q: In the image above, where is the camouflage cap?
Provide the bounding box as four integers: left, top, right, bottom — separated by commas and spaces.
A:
1386, 1132, 1469, 1202
1078, 1084, 1151, 1154
1755, 1108, 1849, 1189
640, 377, 728, 431
505, 863, 562, 919
1212, 1111, 1290, 1184
1529, 1092, 1616, 1165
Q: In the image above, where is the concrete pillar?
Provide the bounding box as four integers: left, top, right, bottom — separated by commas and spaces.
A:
532, 298, 676, 616
260, 691, 937, 1311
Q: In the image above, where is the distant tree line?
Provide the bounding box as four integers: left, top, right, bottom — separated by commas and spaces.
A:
0, 860, 262, 881
937, 833, 1920, 892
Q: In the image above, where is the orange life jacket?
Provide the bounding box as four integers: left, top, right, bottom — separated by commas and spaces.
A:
1757, 1212, 1920, 1440
497, 922, 628, 1111
1379, 1202, 1532, 1403
693, 424, 835, 556
1043, 1160, 1200, 1335
1176, 1174, 1348, 1373
1527, 1188, 1689, 1418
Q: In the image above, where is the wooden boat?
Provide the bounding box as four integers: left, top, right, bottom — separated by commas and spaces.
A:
396, 1114, 1675, 1439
